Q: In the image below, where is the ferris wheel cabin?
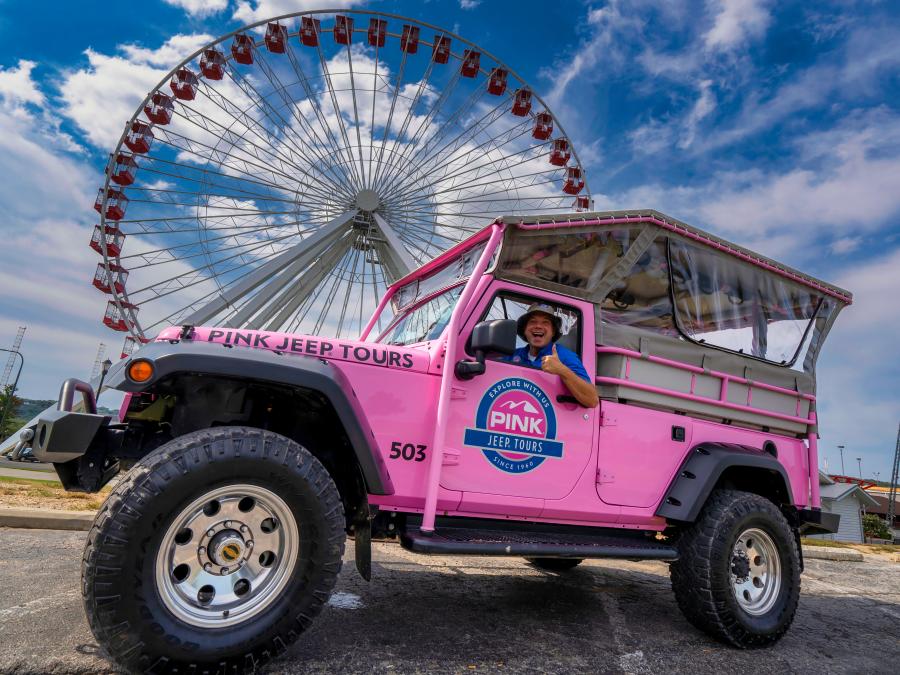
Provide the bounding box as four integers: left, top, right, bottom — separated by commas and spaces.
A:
89, 224, 125, 258
199, 48, 225, 80
124, 121, 153, 154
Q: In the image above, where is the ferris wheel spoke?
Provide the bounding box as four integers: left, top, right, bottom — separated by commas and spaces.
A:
278, 48, 363, 194
311, 40, 365, 191
245, 48, 360, 195
259, 235, 353, 331
127, 228, 311, 300
367, 39, 381, 188
154, 127, 301, 191
195, 80, 332, 192
372, 41, 446, 194
382, 96, 513, 198
127, 184, 299, 206
140, 153, 296, 195
197, 74, 353, 198
334, 243, 364, 336
171, 102, 319, 192
124, 224, 317, 270
386, 128, 542, 205
343, 41, 369, 187
421, 139, 554, 200
370, 47, 409, 190
390, 76, 492, 185
184, 209, 357, 326
375, 59, 467, 197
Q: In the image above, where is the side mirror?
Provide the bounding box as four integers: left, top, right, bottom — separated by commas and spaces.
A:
455, 319, 517, 380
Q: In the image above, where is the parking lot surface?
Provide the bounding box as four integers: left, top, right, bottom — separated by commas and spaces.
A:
0, 528, 897, 674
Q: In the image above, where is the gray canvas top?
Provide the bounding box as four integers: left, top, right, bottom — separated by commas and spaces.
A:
499, 209, 852, 303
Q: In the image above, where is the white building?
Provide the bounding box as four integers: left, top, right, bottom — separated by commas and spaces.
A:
808, 472, 879, 543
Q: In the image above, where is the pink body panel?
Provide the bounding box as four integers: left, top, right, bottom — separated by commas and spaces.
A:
151, 259, 814, 529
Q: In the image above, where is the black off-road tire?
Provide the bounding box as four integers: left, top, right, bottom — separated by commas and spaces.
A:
527, 557, 584, 571
670, 489, 800, 648
82, 426, 346, 674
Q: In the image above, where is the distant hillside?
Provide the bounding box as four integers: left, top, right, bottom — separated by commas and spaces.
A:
17, 398, 118, 420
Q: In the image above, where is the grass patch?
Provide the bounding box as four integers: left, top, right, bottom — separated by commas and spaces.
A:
0, 474, 110, 511
801, 537, 896, 554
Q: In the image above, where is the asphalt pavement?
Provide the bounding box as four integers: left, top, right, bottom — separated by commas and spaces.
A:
0, 529, 897, 674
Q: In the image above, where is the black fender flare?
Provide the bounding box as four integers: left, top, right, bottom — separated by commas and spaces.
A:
105, 340, 395, 495
655, 442, 792, 523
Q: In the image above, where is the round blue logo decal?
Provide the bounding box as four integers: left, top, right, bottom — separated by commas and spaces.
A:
463, 378, 564, 474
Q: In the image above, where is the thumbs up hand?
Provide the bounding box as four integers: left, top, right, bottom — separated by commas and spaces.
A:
541, 343, 566, 376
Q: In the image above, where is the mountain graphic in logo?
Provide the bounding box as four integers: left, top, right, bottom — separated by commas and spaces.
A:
499, 399, 540, 414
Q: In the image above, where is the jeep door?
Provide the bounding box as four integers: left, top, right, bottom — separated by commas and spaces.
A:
440, 284, 598, 515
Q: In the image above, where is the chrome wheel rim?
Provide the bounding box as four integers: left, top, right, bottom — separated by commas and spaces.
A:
730, 527, 782, 616
155, 484, 298, 627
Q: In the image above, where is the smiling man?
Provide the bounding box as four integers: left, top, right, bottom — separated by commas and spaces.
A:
509, 303, 599, 408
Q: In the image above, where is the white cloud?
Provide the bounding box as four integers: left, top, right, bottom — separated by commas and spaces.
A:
460, 0, 481, 9
0, 60, 45, 109
829, 236, 861, 255
816, 246, 900, 478
677, 80, 716, 149
232, 0, 364, 25
59, 33, 214, 150
545, 0, 645, 113
703, 0, 771, 51
613, 110, 900, 263
164, 0, 229, 17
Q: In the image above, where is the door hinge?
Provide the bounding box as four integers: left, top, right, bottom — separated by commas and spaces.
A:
443, 447, 461, 465
450, 387, 467, 400
596, 467, 615, 484
599, 411, 616, 426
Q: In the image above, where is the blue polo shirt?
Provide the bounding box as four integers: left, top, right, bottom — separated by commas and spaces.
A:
506, 343, 592, 383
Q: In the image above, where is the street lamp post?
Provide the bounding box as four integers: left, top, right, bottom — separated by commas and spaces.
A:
838, 445, 845, 475
857, 457, 863, 479
0, 348, 25, 440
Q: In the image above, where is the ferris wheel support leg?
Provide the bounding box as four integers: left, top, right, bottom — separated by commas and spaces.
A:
256, 235, 354, 331
371, 212, 416, 279
223, 224, 353, 329
185, 210, 358, 327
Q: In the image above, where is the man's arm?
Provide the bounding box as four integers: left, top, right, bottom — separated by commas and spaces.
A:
541, 345, 600, 408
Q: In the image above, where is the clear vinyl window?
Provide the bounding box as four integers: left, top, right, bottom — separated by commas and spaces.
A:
669, 239, 823, 365
599, 237, 677, 336
499, 226, 643, 294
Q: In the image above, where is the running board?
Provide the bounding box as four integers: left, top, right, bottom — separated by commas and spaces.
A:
399, 519, 678, 561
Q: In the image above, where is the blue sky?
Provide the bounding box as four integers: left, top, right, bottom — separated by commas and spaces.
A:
0, 0, 898, 480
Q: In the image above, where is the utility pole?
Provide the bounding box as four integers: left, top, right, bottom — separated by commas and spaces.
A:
856, 457, 862, 479
837, 445, 845, 475
887, 423, 899, 531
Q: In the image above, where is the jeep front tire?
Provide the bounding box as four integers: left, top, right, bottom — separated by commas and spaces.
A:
82, 426, 346, 673
669, 489, 800, 647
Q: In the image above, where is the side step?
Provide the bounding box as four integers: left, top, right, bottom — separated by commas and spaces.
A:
399, 518, 678, 561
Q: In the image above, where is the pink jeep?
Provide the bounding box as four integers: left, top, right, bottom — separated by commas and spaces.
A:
30, 210, 849, 673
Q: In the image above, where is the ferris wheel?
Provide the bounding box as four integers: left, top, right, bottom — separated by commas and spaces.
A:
90, 9, 592, 356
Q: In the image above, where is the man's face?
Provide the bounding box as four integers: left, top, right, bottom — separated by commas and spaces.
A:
524, 313, 554, 350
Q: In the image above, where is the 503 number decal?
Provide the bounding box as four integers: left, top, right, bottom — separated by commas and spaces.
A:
389, 441, 426, 462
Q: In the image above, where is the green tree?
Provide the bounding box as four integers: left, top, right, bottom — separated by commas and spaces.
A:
0, 384, 24, 439
862, 513, 891, 540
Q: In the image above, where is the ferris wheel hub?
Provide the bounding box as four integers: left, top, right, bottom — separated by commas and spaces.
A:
355, 189, 381, 212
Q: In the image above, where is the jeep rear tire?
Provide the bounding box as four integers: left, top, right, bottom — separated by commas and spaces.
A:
670, 489, 800, 647
527, 557, 584, 571
83, 426, 346, 674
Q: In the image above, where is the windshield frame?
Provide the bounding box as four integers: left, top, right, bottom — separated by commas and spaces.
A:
374, 280, 467, 346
